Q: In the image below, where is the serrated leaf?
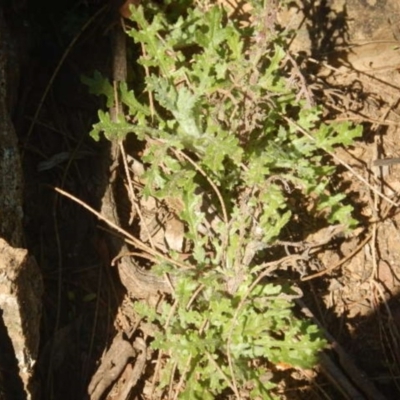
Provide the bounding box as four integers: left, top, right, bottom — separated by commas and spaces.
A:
81, 71, 114, 108
119, 82, 151, 118
90, 110, 132, 141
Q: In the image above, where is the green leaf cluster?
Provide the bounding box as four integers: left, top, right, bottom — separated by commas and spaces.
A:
85, 0, 362, 397
135, 275, 326, 398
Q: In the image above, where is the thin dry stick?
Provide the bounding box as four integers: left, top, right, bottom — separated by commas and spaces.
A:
285, 51, 314, 108
54, 187, 191, 271
167, 362, 178, 400
327, 115, 400, 128
186, 284, 205, 310
119, 142, 157, 250
149, 347, 165, 400
168, 146, 230, 268
116, 249, 189, 268
370, 103, 397, 282
372, 280, 392, 317
172, 356, 193, 400
370, 160, 380, 280
282, 115, 400, 207
112, 251, 158, 265
299, 369, 332, 400
206, 351, 238, 393
170, 147, 229, 226
253, 253, 306, 274
127, 236, 191, 270
301, 233, 372, 281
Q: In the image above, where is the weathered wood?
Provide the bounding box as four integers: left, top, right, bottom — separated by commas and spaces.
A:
0, 6, 43, 400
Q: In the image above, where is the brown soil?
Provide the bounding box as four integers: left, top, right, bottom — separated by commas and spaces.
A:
280, 0, 400, 398
5, 0, 400, 399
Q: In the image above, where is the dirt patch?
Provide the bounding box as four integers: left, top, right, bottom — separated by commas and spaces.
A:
279, 1, 400, 398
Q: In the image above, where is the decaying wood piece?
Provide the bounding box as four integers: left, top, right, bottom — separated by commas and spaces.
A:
0, 6, 43, 400
0, 240, 43, 399
0, 16, 23, 248
114, 337, 147, 400
88, 332, 147, 400
88, 333, 137, 400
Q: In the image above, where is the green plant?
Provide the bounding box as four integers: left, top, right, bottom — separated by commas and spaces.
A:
86, 1, 361, 398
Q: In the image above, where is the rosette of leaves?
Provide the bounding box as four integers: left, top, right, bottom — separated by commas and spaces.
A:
86, 1, 361, 398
